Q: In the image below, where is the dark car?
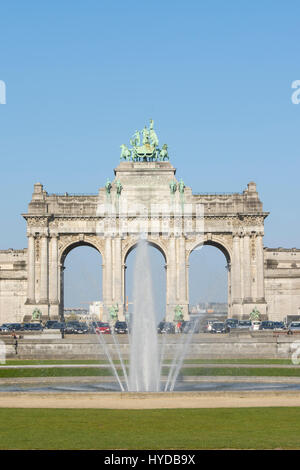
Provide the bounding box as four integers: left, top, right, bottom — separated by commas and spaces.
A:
225, 318, 239, 330
210, 322, 229, 334
1, 323, 23, 331
181, 321, 200, 334
22, 323, 43, 331
75, 322, 89, 334
259, 321, 275, 330
0, 324, 10, 332
237, 320, 252, 330
63, 324, 76, 334
48, 321, 66, 330
157, 322, 175, 334
44, 320, 61, 329
63, 322, 88, 334
273, 322, 286, 331
114, 321, 128, 334
47, 321, 66, 330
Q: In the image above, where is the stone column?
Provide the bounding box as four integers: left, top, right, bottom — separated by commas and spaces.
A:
166, 237, 176, 320
113, 237, 124, 319
227, 262, 231, 316
231, 234, 242, 315
242, 233, 252, 302
26, 234, 36, 304
176, 236, 189, 319
39, 235, 49, 304
103, 237, 112, 309
256, 233, 265, 302
122, 262, 126, 317
49, 235, 59, 317
59, 263, 65, 318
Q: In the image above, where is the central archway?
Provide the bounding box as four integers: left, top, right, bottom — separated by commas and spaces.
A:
124, 241, 166, 323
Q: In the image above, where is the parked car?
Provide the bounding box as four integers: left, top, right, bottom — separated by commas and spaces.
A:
0, 324, 10, 332
288, 322, 300, 334
73, 324, 89, 334
203, 320, 214, 333
225, 318, 239, 330
63, 322, 88, 334
250, 321, 261, 331
63, 324, 76, 334
259, 321, 275, 330
44, 320, 61, 329
22, 323, 43, 331
210, 322, 229, 334
95, 322, 111, 334
90, 321, 101, 332
157, 322, 175, 334
114, 321, 128, 334
47, 322, 65, 330
76, 322, 89, 334
0, 323, 23, 331
237, 320, 252, 330
181, 321, 200, 334
273, 322, 286, 331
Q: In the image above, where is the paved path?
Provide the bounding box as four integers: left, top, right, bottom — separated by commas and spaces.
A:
0, 390, 300, 409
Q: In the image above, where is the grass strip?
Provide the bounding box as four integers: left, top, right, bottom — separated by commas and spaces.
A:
1, 366, 300, 378
5, 358, 295, 366
1, 407, 300, 449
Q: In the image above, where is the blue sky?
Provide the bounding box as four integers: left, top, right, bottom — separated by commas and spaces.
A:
0, 1, 299, 307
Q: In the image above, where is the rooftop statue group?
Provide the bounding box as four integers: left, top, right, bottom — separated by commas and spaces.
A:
120, 119, 169, 162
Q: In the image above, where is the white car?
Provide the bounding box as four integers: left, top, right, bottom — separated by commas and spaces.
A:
250, 321, 261, 331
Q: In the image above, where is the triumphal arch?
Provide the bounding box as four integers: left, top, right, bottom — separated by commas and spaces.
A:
21, 120, 269, 322
1, 120, 300, 324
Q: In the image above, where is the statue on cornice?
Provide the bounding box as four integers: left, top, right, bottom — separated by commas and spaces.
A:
169, 181, 177, 195
116, 180, 123, 196
178, 179, 185, 194
105, 179, 112, 195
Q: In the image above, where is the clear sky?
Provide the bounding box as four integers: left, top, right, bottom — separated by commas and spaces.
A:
0, 1, 299, 308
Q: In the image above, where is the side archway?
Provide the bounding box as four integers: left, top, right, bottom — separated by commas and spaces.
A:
58, 238, 103, 319
188, 236, 232, 318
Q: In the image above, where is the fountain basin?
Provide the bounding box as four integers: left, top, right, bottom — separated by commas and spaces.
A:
1, 375, 300, 393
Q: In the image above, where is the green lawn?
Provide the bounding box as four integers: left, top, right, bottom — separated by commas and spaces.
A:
0, 407, 300, 449
1, 366, 300, 378
4, 358, 296, 366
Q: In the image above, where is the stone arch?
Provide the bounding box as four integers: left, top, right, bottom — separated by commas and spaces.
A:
123, 238, 167, 265
187, 234, 232, 316
187, 235, 232, 264
59, 236, 104, 265
58, 236, 104, 318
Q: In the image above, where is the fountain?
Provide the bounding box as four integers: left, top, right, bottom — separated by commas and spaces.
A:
95, 237, 198, 393
128, 238, 160, 392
